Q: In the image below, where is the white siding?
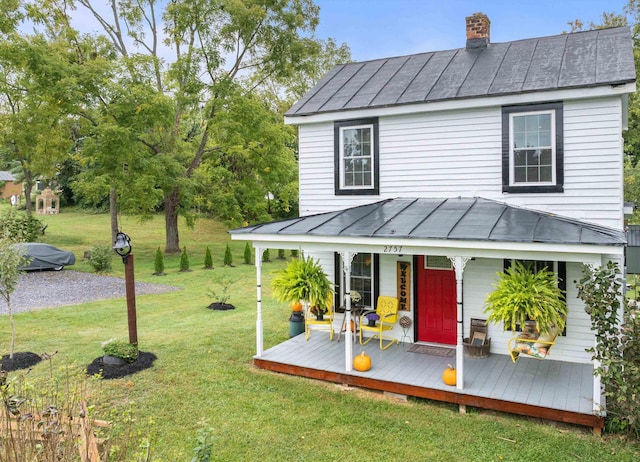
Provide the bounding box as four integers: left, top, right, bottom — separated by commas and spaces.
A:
298, 96, 625, 229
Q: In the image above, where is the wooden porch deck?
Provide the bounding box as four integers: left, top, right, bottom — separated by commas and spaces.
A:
254, 332, 604, 432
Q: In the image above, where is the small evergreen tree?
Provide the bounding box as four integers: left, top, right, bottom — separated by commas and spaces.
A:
291, 249, 298, 258
154, 247, 165, 275
278, 249, 286, 260
180, 246, 190, 272
223, 244, 233, 266
243, 242, 252, 265
204, 246, 213, 269
262, 248, 270, 262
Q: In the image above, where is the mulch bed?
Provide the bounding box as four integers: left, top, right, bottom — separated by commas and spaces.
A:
207, 303, 235, 310
1, 352, 42, 372
86, 351, 157, 379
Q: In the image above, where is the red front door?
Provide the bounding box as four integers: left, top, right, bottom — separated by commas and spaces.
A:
416, 256, 457, 345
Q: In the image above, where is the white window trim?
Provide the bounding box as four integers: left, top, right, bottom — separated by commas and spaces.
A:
339, 123, 375, 190
508, 109, 556, 187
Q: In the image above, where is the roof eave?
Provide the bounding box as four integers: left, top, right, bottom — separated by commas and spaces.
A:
284, 82, 636, 125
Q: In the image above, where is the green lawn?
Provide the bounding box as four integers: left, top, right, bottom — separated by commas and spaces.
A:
4, 210, 639, 461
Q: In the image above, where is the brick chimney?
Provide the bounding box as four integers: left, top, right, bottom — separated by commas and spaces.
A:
466, 12, 490, 49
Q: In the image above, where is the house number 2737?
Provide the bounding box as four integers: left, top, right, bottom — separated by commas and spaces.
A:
383, 245, 403, 253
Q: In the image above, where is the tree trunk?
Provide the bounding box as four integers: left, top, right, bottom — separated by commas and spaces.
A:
23, 169, 33, 215
8, 298, 14, 360
109, 188, 119, 244
164, 187, 180, 254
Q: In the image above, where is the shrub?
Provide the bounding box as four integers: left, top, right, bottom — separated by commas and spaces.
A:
278, 249, 285, 260
243, 242, 252, 265
0, 209, 44, 242
262, 248, 270, 263
206, 276, 231, 304
223, 244, 233, 266
577, 261, 640, 436
204, 247, 213, 269
85, 244, 112, 273
180, 246, 190, 272
291, 249, 298, 258
154, 247, 165, 275
101, 339, 138, 363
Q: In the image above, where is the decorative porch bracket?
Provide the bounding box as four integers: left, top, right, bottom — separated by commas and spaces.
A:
448, 256, 472, 390
338, 251, 357, 372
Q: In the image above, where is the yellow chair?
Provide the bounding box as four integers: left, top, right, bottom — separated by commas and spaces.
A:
359, 296, 399, 350
305, 303, 335, 341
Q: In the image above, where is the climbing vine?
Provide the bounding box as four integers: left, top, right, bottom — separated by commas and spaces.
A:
577, 261, 640, 436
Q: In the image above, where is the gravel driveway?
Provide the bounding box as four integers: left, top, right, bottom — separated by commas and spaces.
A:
0, 270, 180, 313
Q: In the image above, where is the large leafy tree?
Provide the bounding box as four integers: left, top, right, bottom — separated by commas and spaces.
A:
51, 0, 325, 252
0, 33, 76, 213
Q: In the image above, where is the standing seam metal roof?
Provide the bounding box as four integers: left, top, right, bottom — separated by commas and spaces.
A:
286, 27, 635, 117
229, 198, 626, 246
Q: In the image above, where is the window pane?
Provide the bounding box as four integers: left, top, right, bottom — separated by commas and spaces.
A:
539, 166, 552, 182
349, 254, 373, 307
341, 125, 373, 188
539, 129, 551, 147
539, 149, 552, 165
508, 108, 557, 187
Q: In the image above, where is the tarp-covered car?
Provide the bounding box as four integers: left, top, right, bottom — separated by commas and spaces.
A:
17, 243, 76, 271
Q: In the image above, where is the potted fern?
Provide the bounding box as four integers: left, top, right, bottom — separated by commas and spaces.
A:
271, 256, 334, 319
484, 261, 567, 334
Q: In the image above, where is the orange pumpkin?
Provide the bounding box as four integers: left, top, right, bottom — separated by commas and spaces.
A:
353, 352, 371, 372
442, 364, 456, 386
291, 301, 303, 312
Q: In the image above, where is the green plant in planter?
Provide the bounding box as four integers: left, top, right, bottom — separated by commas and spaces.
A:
484, 261, 567, 334
101, 339, 138, 363
271, 256, 334, 316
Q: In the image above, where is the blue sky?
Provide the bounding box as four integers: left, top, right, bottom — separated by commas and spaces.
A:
313, 0, 631, 61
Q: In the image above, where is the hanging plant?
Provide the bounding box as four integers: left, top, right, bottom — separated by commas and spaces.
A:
484, 261, 567, 334
271, 256, 334, 315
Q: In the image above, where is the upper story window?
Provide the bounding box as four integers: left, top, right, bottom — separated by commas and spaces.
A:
334, 118, 379, 195
502, 103, 563, 194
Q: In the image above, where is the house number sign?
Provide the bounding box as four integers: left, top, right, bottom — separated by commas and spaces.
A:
383, 245, 403, 253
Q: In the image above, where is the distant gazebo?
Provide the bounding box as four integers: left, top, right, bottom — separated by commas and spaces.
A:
35, 188, 60, 215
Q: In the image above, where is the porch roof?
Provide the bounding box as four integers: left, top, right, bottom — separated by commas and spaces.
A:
229, 197, 625, 246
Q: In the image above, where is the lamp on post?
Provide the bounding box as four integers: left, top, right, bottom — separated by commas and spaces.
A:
113, 232, 138, 346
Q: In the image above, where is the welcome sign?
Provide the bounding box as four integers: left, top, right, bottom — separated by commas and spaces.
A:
397, 261, 411, 311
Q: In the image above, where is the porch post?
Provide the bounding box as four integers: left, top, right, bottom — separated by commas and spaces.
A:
449, 256, 471, 391
339, 251, 356, 372
255, 247, 264, 357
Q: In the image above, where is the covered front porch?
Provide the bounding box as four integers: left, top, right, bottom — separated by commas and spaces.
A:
255, 333, 604, 432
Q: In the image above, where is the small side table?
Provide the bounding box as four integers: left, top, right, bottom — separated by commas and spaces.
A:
337, 305, 364, 343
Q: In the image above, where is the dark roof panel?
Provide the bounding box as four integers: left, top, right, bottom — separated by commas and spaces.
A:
596, 27, 638, 83
458, 42, 509, 97
370, 53, 433, 106
286, 27, 635, 117
230, 198, 626, 247
397, 50, 457, 104
522, 34, 566, 91
559, 32, 597, 87
488, 41, 536, 94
